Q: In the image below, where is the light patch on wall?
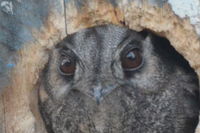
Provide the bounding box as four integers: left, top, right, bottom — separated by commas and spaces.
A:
168, 0, 200, 35
0, 0, 13, 15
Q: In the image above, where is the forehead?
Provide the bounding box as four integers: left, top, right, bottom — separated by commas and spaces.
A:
62, 25, 143, 47
58, 25, 143, 61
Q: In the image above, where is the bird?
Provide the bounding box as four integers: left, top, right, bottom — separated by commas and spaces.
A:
38, 24, 199, 133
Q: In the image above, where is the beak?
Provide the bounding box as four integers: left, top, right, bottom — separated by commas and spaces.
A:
93, 86, 103, 105
92, 84, 117, 105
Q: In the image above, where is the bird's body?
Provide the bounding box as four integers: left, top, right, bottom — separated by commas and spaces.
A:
38, 25, 199, 133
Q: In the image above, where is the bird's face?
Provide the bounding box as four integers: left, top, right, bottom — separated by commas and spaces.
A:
39, 25, 199, 133
44, 25, 162, 102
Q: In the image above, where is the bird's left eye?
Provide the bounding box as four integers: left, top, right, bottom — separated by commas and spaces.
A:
59, 57, 76, 76
121, 48, 143, 71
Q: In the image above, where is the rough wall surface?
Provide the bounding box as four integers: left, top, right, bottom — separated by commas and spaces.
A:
0, 0, 66, 132
168, 0, 200, 36
0, 0, 199, 133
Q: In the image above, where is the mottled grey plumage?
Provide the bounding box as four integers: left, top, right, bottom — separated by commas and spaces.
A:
38, 25, 199, 133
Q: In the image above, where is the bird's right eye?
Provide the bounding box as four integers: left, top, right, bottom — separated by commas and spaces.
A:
59, 57, 76, 76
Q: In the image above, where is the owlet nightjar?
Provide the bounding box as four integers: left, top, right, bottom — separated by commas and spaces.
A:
38, 24, 199, 133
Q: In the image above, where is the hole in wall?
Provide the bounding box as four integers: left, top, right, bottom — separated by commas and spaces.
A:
36, 25, 200, 133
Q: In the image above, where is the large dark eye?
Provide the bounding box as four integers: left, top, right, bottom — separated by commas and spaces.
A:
121, 48, 143, 71
59, 57, 76, 76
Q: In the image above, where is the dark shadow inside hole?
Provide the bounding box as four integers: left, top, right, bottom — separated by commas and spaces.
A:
140, 30, 200, 133
140, 29, 200, 103
140, 29, 198, 74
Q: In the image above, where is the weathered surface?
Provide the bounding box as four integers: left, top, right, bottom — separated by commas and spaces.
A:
0, 0, 66, 90
0, 0, 200, 133
0, 0, 65, 133
168, 0, 200, 36
0, 94, 5, 133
